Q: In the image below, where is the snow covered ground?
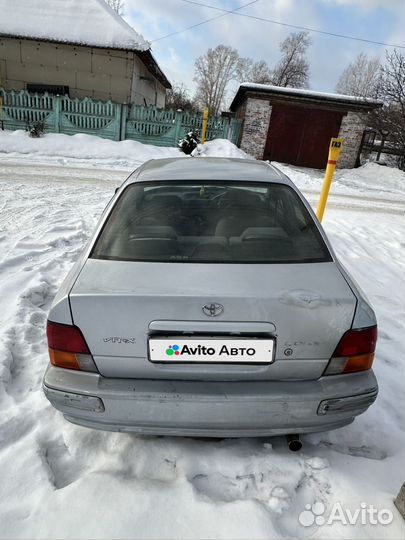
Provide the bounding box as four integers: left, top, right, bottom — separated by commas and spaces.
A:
0, 131, 404, 539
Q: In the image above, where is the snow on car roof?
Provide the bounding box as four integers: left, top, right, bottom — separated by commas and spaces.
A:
0, 0, 149, 51
129, 157, 292, 185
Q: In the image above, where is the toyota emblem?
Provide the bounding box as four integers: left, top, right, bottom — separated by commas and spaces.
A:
202, 303, 224, 317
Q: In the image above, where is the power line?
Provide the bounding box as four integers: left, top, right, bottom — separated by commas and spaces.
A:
175, 0, 405, 49
151, 0, 259, 42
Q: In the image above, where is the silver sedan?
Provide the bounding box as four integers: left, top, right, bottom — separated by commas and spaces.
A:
43, 157, 378, 443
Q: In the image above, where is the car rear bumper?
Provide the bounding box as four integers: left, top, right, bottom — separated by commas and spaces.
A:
43, 365, 378, 437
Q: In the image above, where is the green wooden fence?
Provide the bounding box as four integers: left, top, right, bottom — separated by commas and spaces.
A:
0, 89, 242, 147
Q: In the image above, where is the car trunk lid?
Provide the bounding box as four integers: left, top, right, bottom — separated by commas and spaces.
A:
68, 259, 356, 380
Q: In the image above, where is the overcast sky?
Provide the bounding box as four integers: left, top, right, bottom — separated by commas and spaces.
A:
125, 0, 405, 105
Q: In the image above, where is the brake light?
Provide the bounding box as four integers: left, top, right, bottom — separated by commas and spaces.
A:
324, 326, 377, 375
333, 326, 377, 357
47, 322, 90, 353
47, 321, 97, 372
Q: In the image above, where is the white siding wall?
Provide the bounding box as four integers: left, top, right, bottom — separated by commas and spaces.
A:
130, 56, 166, 106
0, 37, 166, 106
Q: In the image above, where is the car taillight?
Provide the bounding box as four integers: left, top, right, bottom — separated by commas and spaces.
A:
47, 321, 98, 372
323, 326, 377, 375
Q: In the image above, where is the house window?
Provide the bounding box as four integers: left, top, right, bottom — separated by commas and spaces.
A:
27, 84, 69, 96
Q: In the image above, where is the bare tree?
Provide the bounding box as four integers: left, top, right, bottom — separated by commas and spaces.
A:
105, 0, 125, 15
336, 53, 380, 97
194, 45, 242, 115
193, 35, 310, 113
379, 50, 405, 113
165, 82, 197, 112
270, 31, 311, 88
238, 59, 272, 84
371, 49, 405, 168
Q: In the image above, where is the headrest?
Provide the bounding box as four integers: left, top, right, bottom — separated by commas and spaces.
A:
144, 195, 182, 210
222, 190, 261, 207
130, 226, 177, 240
240, 227, 289, 240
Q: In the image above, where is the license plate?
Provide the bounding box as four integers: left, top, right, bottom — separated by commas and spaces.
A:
149, 338, 275, 363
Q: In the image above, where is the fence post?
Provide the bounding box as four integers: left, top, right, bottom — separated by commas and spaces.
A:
0, 87, 3, 130
229, 118, 241, 145
120, 103, 128, 141
113, 102, 122, 141
223, 118, 230, 140
54, 95, 61, 133
174, 109, 182, 146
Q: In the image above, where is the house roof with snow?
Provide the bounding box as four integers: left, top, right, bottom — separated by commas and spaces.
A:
230, 83, 383, 112
0, 0, 171, 88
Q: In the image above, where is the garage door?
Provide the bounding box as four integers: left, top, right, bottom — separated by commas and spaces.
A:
264, 104, 344, 168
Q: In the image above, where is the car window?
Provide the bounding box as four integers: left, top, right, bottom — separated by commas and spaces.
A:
90, 181, 332, 263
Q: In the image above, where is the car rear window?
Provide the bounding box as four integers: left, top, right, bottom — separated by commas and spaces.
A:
91, 181, 332, 263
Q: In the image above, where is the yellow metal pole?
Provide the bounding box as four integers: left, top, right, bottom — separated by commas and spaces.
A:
316, 137, 344, 222
201, 107, 209, 144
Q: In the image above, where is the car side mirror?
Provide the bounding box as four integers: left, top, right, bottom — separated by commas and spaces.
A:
115, 187, 119, 194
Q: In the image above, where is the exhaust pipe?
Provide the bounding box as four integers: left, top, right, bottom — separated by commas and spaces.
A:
286, 434, 302, 452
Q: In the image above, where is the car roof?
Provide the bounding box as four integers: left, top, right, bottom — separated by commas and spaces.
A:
125, 157, 293, 186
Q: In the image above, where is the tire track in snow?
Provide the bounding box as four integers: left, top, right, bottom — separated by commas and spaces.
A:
0, 169, 116, 408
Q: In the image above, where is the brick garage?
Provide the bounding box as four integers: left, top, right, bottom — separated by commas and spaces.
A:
230, 84, 382, 169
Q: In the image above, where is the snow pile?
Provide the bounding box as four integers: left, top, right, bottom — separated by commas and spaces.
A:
0, 130, 184, 169
0, 138, 404, 538
0, 0, 149, 51
274, 161, 405, 201
0, 130, 252, 169
337, 162, 405, 194
193, 138, 254, 159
